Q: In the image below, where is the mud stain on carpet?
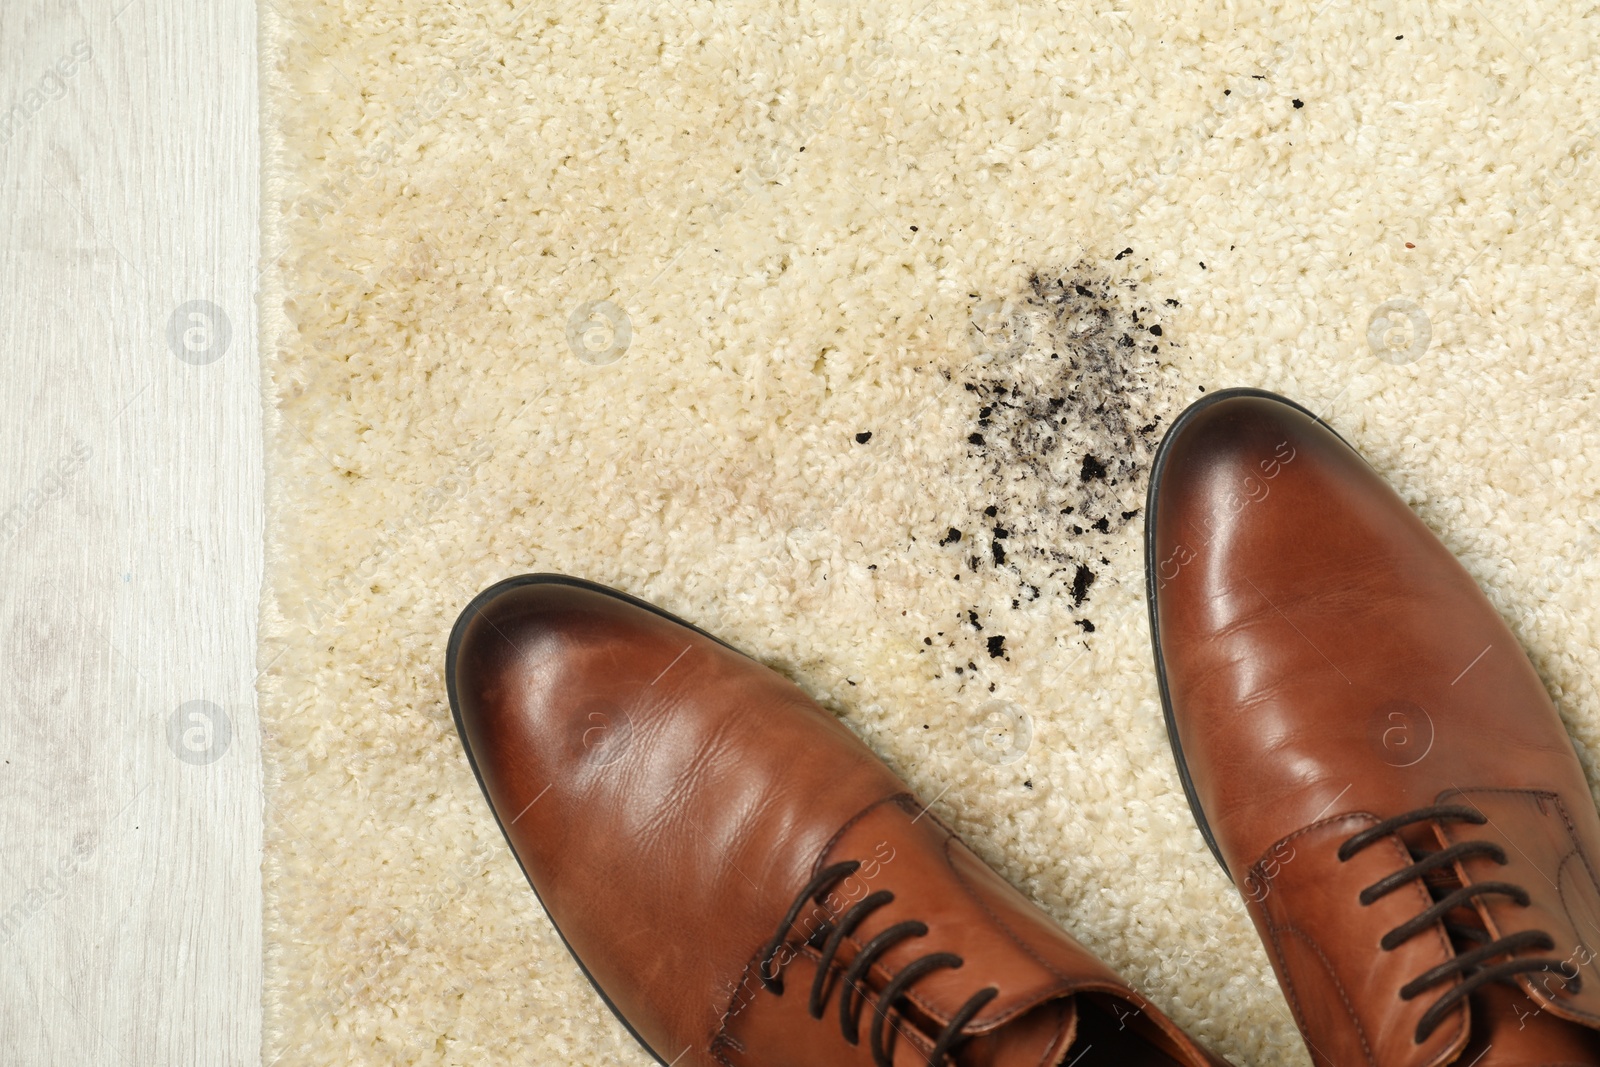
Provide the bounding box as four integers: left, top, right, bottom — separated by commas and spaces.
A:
929, 262, 1183, 672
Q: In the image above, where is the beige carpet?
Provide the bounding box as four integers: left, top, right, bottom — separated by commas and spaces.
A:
258, 1, 1600, 1062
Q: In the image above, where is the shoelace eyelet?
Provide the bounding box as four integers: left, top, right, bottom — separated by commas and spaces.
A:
1338, 804, 1573, 1045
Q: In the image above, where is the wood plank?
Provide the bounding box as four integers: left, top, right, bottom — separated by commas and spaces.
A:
0, 0, 262, 1062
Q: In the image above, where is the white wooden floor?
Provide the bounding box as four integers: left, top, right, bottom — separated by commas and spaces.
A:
0, 0, 262, 1063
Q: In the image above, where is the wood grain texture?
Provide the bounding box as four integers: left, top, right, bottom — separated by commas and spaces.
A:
0, 0, 262, 1063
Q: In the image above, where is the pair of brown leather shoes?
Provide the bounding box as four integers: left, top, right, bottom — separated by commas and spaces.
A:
447, 388, 1600, 1065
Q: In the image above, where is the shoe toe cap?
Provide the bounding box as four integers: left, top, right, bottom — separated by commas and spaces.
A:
447, 576, 644, 788
1148, 390, 1331, 583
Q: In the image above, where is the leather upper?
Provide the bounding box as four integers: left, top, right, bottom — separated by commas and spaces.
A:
1148, 391, 1600, 1066
449, 576, 1227, 1067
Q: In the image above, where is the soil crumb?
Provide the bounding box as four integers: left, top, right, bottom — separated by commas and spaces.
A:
930, 262, 1182, 670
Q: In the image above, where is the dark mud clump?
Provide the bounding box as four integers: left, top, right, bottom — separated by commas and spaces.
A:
930, 263, 1182, 669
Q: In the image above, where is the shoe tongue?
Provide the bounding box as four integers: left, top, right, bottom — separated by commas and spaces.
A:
952, 997, 1077, 1067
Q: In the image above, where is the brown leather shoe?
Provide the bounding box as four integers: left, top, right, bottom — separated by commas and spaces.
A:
1147, 388, 1600, 1066
448, 574, 1227, 1067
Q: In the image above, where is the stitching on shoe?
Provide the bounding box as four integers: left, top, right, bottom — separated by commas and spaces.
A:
1268, 922, 1377, 1067
1257, 810, 1378, 854
808, 792, 915, 880
934, 832, 1082, 1031
799, 801, 1051, 1031
1439, 786, 1600, 1025
710, 1031, 743, 1067
711, 944, 939, 1061
944, 833, 1071, 985
712, 791, 920, 1053
748, 792, 943, 1038
1250, 813, 1466, 1063
799, 796, 1079, 1034
897, 791, 960, 837
717, 789, 1082, 1052
1553, 846, 1600, 1018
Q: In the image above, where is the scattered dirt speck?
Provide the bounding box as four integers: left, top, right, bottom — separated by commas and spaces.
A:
930, 261, 1181, 671
1071, 563, 1095, 605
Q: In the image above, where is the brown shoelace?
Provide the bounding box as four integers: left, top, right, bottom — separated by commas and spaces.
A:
1339, 804, 1579, 1042
757, 860, 999, 1067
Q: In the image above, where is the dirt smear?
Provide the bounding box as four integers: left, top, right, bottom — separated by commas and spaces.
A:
928, 261, 1183, 676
